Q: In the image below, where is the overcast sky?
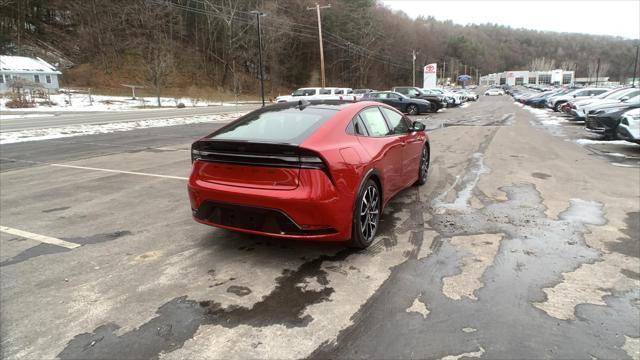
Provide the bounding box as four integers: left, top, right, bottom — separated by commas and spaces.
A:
381, 0, 640, 39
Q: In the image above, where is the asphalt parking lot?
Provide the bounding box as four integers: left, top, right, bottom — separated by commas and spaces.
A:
1, 96, 639, 359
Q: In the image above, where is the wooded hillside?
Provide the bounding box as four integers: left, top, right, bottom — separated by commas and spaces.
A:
1, 0, 638, 97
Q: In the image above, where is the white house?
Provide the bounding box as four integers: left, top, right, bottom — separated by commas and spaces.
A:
0, 55, 62, 93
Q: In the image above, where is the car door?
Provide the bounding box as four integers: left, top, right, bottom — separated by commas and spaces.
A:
356, 106, 405, 198
380, 107, 423, 184
378, 93, 404, 112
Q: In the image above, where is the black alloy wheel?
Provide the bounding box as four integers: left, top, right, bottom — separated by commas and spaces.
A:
416, 145, 430, 186
350, 179, 381, 249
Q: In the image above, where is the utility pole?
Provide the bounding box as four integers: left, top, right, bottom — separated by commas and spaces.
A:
251, 11, 266, 107
412, 50, 416, 87
307, 3, 331, 88
632, 42, 639, 87
595, 58, 601, 87
347, 42, 352, 88
476, 68, 479, 85
464, 64, 467, 75
442, 60, 446, 87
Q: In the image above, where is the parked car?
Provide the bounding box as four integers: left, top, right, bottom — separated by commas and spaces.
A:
484, 88, 504, 96
353, 89, 375, 100
569, 88, 640, 120
585, 100, 640, 139
546, 87, 608, 112
616, 108, 640, 144
360, 91, 432, 115
188, 100, 430, 249
423, 88, 462, 106
275, 87, 355, 102
392, 86, 446, 112
457, 90, 479, 101
524, 89, 566, 107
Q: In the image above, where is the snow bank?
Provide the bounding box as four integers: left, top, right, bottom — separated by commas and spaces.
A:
0, 91, 257, 113
0, 112, 246, 144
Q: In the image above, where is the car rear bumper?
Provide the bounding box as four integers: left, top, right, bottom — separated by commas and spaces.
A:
188, 168, 352, 241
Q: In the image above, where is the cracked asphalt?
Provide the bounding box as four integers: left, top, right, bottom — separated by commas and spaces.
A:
1, 95, 639, 359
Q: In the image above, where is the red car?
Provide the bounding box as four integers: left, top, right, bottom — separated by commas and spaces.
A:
188, 100, 430, 248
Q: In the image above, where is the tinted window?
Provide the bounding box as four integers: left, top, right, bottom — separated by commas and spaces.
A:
381, 107, 409, 134
292, 89, 317, 96
395, 88, 408, 95
347, 89, 353, 94
359, 107, 390, 137
354, 115, 368, 135
319, 88, 332, 95
211, 107, 335, 144
408, 89, 421, 96
335, 89, 344, 94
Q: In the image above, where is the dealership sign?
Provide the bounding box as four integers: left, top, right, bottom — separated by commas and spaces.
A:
423, 63, 437, 88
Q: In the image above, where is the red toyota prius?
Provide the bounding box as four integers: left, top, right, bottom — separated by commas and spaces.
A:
188, 100, 429, 248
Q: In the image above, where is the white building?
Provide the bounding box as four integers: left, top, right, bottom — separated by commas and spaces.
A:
480, 69, 575, 87
0, 55, 62, 93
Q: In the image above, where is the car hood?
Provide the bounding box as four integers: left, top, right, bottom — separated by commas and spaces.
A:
583, 99, 623, 110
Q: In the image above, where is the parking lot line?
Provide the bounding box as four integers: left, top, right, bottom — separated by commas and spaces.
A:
0, 225, 81, 249
1, 157, 189, 180
49, 163, 189, 180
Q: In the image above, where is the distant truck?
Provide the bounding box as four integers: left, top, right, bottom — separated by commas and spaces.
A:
275, 87, 356, 102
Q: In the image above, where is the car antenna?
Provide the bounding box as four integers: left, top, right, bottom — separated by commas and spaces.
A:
297, 99, 311, 110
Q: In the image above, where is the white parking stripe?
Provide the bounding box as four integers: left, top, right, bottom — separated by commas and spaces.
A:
50, 163, 189, 180
0, 226, 81, 249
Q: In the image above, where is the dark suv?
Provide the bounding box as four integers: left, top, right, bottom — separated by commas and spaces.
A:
392, 86, 445, 112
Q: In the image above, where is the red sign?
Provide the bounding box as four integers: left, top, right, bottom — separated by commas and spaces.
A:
424, 64, 436, 74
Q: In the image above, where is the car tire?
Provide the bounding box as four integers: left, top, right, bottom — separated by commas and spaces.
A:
415, 145, 430, 186
553, 102, 563, 112
349, 179, 381, 249
407, 104, 419, 115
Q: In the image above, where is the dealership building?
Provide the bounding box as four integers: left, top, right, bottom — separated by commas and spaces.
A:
480, 69, 575, 86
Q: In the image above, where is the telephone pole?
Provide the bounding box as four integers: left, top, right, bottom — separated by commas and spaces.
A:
442, 60, 446, 87
595, 58, 601, 87
307, 3, 331, 88
632, 42, 639, 87
412, 50, 416, 87
250, 11, 266, 107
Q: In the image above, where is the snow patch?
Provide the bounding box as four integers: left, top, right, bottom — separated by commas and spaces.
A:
1, 113, 55, 119
441, 347, 485, 360
0, 113, 244, 144
406, 296, 430, 318
575, 139, 639, 146
433, 153, 489, 212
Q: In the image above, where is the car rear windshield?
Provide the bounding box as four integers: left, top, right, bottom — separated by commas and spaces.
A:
209, 106, 337, 145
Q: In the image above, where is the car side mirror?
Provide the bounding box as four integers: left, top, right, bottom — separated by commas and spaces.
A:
620, 96, 629, 101
411, 121, 426, 132
399, 97, 403, 101
573, 95, 577, 98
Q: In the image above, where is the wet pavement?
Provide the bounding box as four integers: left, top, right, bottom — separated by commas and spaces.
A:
1, 95, 639, 359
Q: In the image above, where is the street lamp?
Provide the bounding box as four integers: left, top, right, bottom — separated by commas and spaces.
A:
251, 10, 266, 107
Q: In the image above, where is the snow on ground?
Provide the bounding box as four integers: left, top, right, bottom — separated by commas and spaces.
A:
1, 114, 55, 119
0, 112, 246, 145
0, 90, 256, 113
575, 139, 639, 146
524, 106, 566, 126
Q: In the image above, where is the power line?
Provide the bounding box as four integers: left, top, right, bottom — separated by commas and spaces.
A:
152, 0, 414, 71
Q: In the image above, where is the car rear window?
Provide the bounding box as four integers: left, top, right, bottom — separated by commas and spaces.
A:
210, 107, 337, 144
